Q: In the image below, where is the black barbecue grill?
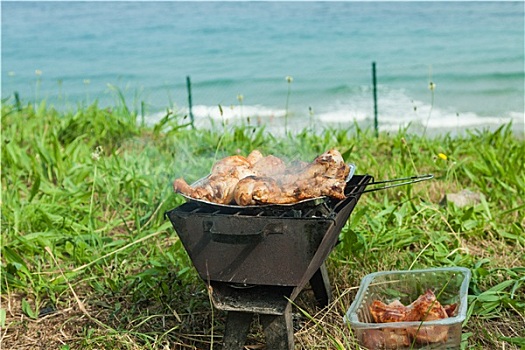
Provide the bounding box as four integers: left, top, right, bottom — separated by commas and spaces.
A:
166, 173, 432, 349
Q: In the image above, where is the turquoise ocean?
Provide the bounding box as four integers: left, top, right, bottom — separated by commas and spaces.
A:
2, 1, 524, 135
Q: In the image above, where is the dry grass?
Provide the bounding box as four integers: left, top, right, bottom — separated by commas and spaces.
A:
1, 293, 87, 350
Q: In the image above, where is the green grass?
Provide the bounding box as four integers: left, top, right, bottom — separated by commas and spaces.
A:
1, 98, 524, 349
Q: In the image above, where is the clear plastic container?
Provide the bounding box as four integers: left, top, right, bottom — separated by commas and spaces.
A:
344, 267, 471, 350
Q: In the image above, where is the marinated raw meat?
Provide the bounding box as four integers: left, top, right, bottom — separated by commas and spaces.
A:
405, 289, 449, 344
362, 328, 411, 349
366, 289, 454, 348
370, 300, 410, 323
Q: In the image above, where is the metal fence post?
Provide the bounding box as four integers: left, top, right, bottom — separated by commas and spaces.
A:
186, 76, 195, 129
372, 62, 378, 137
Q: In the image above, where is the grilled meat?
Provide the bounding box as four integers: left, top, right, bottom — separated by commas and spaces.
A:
251, 155, 287, 177
173, 151, 258, 205
246, 149, 264, 165
233, 176, 284, 206
275, 149, 349, 201
234, 150, 349, 205
173, 149, 350, 205
210, 155, 253, 178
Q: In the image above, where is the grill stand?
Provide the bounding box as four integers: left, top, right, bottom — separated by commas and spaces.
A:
223, 308, 294, 350
218, 264, 331, 350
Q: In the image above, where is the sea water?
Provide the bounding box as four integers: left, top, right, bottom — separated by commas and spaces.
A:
2, 1, 524, 135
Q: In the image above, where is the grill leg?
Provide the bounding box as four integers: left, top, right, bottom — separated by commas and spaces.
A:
260, 305, 294, 350
222, 311, 252, 350
309, 263, 332, 307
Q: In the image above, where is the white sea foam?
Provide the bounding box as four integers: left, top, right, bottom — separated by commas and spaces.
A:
146, 86, 523, 136
191, 104, 286, 121
316, 88, 522, 134
145, 104, 284, 125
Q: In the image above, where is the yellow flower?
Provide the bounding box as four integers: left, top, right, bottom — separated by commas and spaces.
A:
286, 76, 293, 83
438, 153, 448, 160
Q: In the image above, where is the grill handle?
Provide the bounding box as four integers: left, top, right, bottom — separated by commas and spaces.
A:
204, 220, 285, 244
346, 174, 434, 195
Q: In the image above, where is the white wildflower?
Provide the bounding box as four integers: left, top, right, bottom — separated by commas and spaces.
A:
91, 146, 103, 161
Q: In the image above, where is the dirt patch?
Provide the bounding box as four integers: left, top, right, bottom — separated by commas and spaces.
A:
1, 294, 88, 350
